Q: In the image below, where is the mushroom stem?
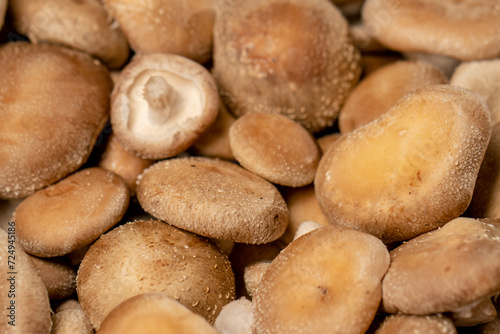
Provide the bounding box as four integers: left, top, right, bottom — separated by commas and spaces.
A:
143, 75, 177, 123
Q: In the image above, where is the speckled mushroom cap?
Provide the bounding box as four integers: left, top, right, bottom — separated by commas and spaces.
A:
111, 53, 219, 159
253, 225, 390, 334
51, 308, 94, 334
0, 42, 112, 199
451, 59, 500, 126
375, 314, 457, 334
229, 113, 321, 187
0, 229, 52, 334
362, 0, 500, 61
28, 255, 77, 300
315, 85, 491, 243
102, 0, 215, 64
14, 167, 129, 257
382, 218, 500, 315
77, 220, 235, 330
9, 0, 130, 69
213, 0, 361, 133
338, 61, 447, 133
97, 292, 220, 334
136, 157, 289, 244
0, 0, 6, 30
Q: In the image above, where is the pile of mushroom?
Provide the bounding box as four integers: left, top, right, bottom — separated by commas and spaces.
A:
2, 0, 500, 333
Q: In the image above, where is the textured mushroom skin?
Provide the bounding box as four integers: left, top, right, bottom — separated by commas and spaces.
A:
375, 314, 457, 334
28, 255, 77, 300
77, 220, 235, 330
213, 0, 361, 133
0, 42, 112, 199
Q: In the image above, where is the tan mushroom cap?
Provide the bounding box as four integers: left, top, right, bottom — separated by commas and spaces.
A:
213, 0, 361, 133
253, 225, 390, 334
362, 0, 500, 61
136, 157, 289, 244
52, 309, 94, 334
382, 218, 500, 315
97, 292, 219, 334
14, 167, 129, 257
0, 42, 112, 199
243, 261, 270, 298
9, 0, 130, 69
229, 113, 321, 187
316, 85, 491, 243
102, 0, 214, 64
339, 61, 448, 133
451, 59, 500, 126
111, 53, 219, 160
28, 255, 76, 300
0, 0, 6, 30
375, 314, 457, 334
77, 220, 235, 330
0, 229, 51, 334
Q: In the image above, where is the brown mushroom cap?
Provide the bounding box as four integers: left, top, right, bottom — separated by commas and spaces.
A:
77, 220, 235, 330
382, 218, 500, 315
362, 0, 500, 61
0, 42, 112, 199
97, 292, 220, 334
111, 53, 219, 159
14, 167, 129, 257
9, 0, 130, 69
229, 113, 321, 187
51, 309, 94, 334
213, 0, 361, 133
253, 225, 390, 334
339, 61, 448, 133
102, 0, 214, 64
451, 59, 500, 126
28, 255, 76, 300
375, 314, 457, 334
0, 229, 52, 333
136, 157, 289, 244
0, 0, 6, 30
316, 85, 491, 243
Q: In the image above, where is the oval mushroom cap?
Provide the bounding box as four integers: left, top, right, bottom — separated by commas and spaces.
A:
382, 217, 500, 315
9, 0, 130, 69
77, 220, 235, 330
14, 167, 130, 257
0, 42, 112, 199
253, 225, 390, 334
98, 292, 220, 334
362, 0, 500, 61
229, 113, 320, 187
136, 157, 289, 244
111, 53, 219, 159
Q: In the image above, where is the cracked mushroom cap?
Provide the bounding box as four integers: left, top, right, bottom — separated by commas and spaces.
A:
97, 292, 219, 334
9, 0, 130, 69
111, 53, 219, 159
77, 220, 235, 330
382, 217, 500, 315
0, 42, 112, 199
362, 0, 500, 61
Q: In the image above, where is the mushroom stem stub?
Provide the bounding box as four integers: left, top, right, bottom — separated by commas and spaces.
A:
143, 75, 177, 122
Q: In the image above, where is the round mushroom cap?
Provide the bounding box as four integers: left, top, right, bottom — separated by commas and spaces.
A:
111, 53, 219, 159
28, 255, 77, 300
77, 220, 235, 330
0, 0, 6, 30
97, 292, 220, 334
52, 308, 94, 334
0, 229, 52, 334
253, 225, 390, 334
375, 314, 457, 334
315, 85, 491, 243
338, 61, 448, 133
14, 167, 130, 257
213, 0, 361, 133
102, 0, 214, 64
0, 42, 113, 199
214, 297, 254, 334
451, 59, 500, 126
136, 157, 289, 244
229, 113, 321, 187
9, 0, 130, 69
382, 218, 500, 315
362, 0, 500, 61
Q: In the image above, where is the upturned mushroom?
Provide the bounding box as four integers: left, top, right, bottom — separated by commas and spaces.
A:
9, 0, 130, 69
111, 53, 219, 159
213, 0, 361, 133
